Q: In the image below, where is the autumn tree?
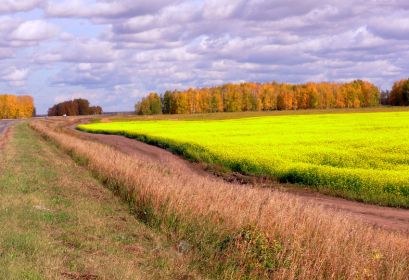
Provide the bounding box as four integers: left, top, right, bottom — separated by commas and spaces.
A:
135, 92, 162, 115
162, 91, 173, 114
134, 80, 381, 115
48, 98, 103, 116
380, 91, 390, 105
0, 94, 35, 119
90, 106, 103, 115
389, 79, 409, 106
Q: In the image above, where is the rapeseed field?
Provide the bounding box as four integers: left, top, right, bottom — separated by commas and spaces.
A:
78, 112, 409, 207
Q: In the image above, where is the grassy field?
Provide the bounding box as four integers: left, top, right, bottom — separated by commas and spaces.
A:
0, 123, 198, 279
95, 106, 409, 122
79, 111, 409, 207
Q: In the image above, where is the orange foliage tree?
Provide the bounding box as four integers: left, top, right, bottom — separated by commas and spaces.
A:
48, 98, 103, 116
0, 94, 35, 119
135, 80, 380, 115
389, 79, 409, 106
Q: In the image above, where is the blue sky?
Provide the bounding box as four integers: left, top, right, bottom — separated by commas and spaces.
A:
1, 0, 408, 114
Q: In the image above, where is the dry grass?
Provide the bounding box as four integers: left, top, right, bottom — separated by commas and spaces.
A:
31, 119, 409, 279
0, 123, 199, 279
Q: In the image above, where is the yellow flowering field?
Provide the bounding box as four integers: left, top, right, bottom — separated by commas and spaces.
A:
78, 111, 409, 207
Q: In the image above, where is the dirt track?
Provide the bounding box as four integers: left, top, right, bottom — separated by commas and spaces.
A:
0, 120, 13, 136
0, 120, 14, 146
71, 125, 409, 233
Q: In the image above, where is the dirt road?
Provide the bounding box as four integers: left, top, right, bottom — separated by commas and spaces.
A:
0, 120, 13, 135
0, 120, 14, 145
71, 125, 409, 233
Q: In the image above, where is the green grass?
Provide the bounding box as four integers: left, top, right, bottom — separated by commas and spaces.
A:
99, 106, 409, 122
0, 123, 197, 279
78, 111, 409, 207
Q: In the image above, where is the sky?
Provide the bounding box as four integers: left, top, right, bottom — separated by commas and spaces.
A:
0, 0, 408, 114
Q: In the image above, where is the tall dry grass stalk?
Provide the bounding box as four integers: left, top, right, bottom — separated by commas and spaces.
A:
31, 120, 409, 279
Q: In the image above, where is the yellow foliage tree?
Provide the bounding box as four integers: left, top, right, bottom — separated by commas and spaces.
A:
135, 81, 381, 115
0, 94, 35, 119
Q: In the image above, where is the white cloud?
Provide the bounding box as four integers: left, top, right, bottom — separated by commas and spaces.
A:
46, 0, 180, 19
1, 67, 29, 87
368, 13, 409, 40
10, 20, 59, 41
36, 38, 118, 63
203, 0, 243, 20
0, 0, 44, 14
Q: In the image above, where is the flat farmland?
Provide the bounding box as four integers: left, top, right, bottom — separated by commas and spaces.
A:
79, 111, 409, 207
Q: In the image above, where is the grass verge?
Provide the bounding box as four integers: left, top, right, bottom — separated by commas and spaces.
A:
0, 123, 198, 280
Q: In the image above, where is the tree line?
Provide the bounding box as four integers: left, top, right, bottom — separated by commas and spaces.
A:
381, 79, 409, 106
48, 99, 103, 116
0, 94, 35, 119
135, 80, 381, 115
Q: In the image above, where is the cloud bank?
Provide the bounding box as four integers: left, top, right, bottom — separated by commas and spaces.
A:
0, 0, 407, 113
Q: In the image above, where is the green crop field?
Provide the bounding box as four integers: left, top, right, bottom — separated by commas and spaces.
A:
78, 111, 409, 207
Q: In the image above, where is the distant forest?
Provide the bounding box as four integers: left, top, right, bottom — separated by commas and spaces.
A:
48, 99, 102, 116
0, 95, 35, 119
135, 80, 381, 115
381, 79, 409, 106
